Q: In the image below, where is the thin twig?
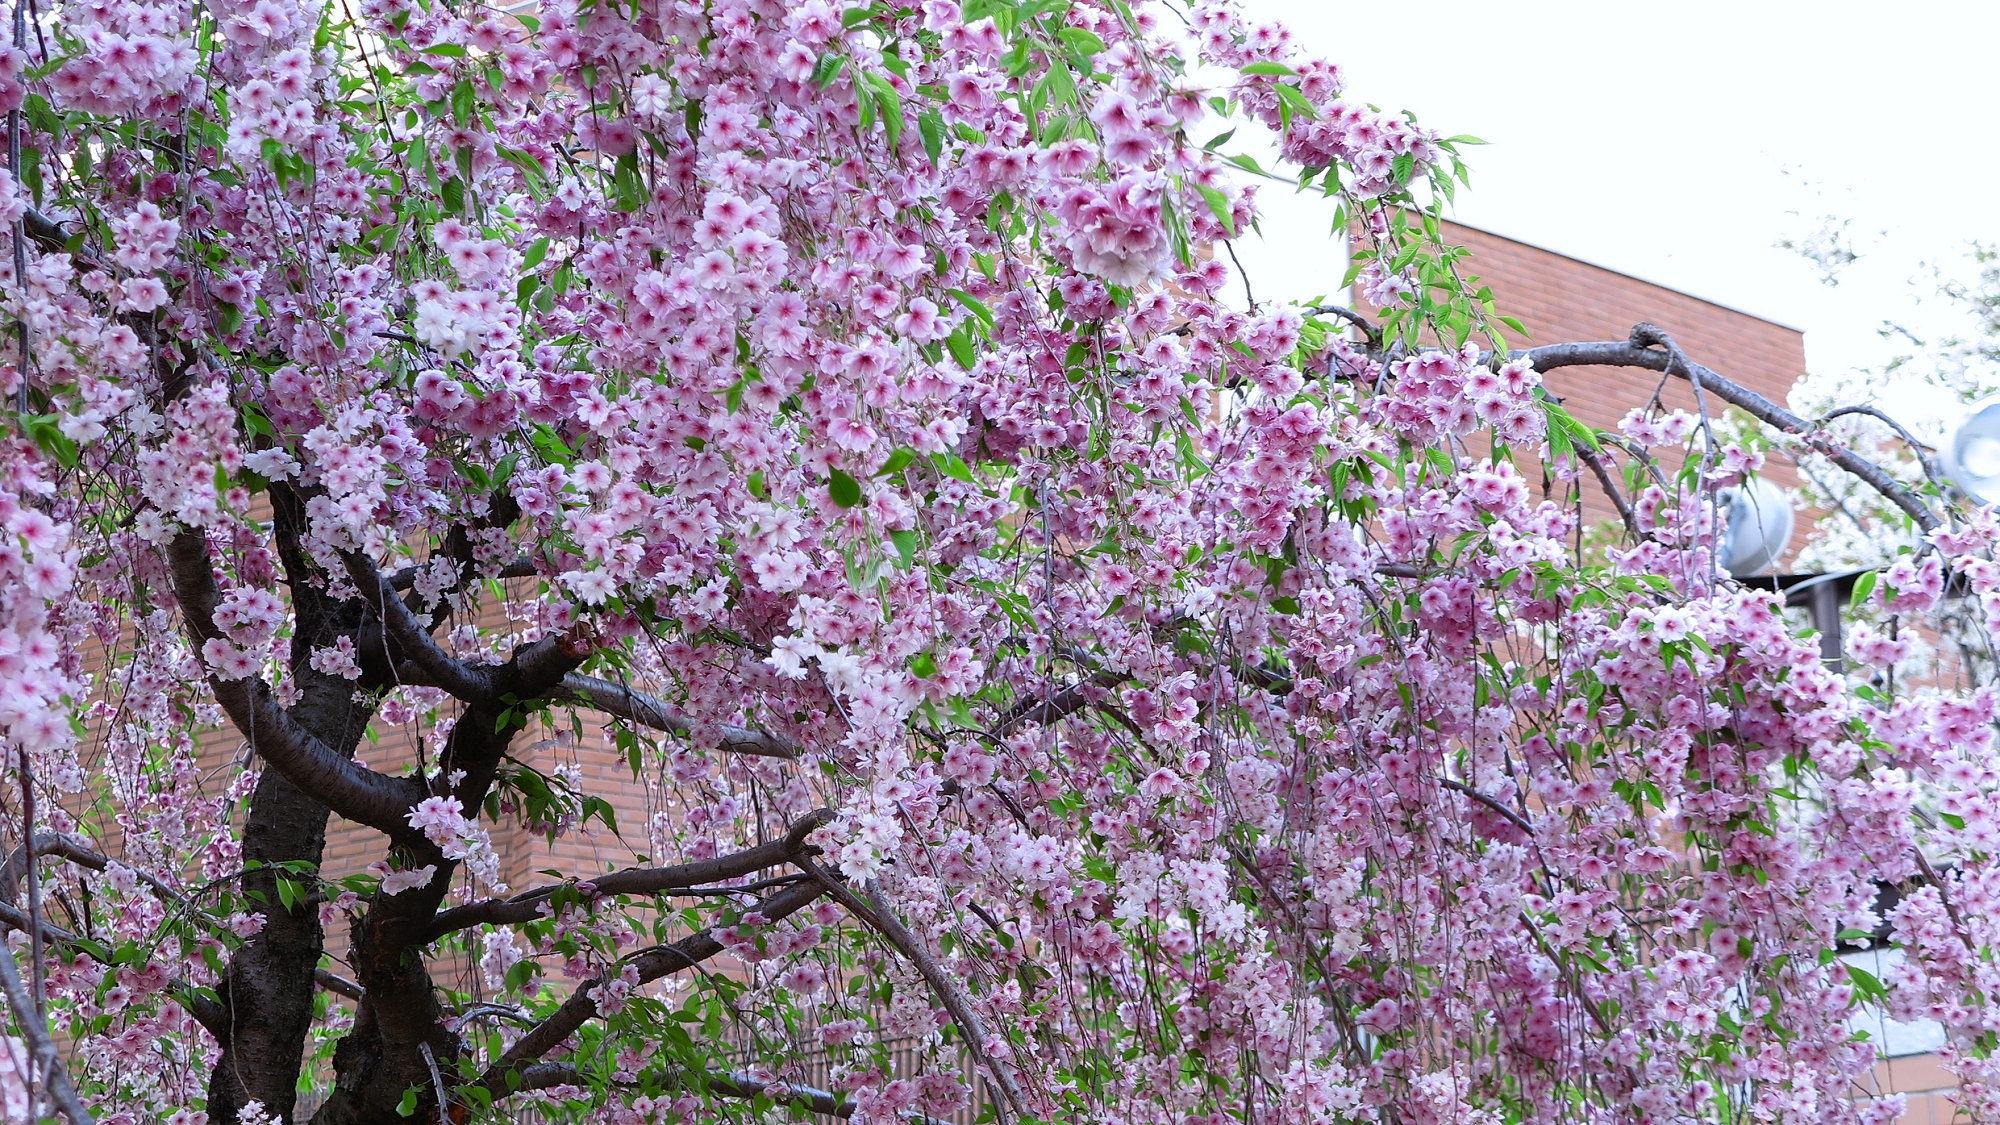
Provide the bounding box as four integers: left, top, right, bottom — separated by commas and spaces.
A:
18, 751, 40, 1021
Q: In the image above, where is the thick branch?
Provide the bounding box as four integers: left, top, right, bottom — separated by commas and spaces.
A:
167, 531, 420, 837
1517, 328, 1942, 533
342, 551, 495, 704
425, 810, 831, 940
559, 674, 799, 758
476, 880, 827, 1098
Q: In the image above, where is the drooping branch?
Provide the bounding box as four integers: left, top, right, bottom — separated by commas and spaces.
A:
0, 900, 230, 1041
166, 530, 422, 837
799, 860, 1029, 1123
475, 879, 828, 1099
1517, 326, 1943, 533
1572, 442, 1646, 542
1813, 404, 1949, 490
425, 810, 831, 940
558, 673, 799, 758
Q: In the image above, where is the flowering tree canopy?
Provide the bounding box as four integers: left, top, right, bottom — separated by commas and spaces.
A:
4, 0, 2000, 1124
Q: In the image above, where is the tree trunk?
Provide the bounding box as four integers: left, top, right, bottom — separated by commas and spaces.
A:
203, 768, 333, 1124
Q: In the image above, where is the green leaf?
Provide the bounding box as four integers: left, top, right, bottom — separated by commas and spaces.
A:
1542, 399, 1601, 453
24, 415, 77, 469
1057, 27, 1106, 57
945, 325, 976, 369
1847, 964, 1886, 1003
934, 452, 975, 483
451, 78, 477, 125
918, 109, 945, 165
1273, 82, 1316, 124
581, 795, 620, 836
1849, 570, 1879, 611
1225, 153, 1289, 182
398, 1087, 420, 1117
828, 468, 862, 508
858, 72, 904, 150
878, 448, 916, 476
889, 529, 918, 569
1195, 182, 1235, 237
421, 42, 467, 56
948, 289, 994, 328
1237, 61, 1296, 77
239, 401, 276, 439
855, 82, 876, 135
523, 236, 550, 271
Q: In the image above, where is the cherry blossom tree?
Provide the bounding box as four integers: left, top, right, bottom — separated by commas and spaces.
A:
2, 1, 1999, 1124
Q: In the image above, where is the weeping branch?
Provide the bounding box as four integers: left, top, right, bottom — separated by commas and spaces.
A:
1516, 326, 1942, 534
1572, 442, 1646, 542
0, 900, 229, 1040
425, 810, 830, 940
0, 939, 93, 1125
799, 861, 1029, 1123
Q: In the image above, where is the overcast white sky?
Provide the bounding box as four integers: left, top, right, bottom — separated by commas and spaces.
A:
1223, 0, 2000, 422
